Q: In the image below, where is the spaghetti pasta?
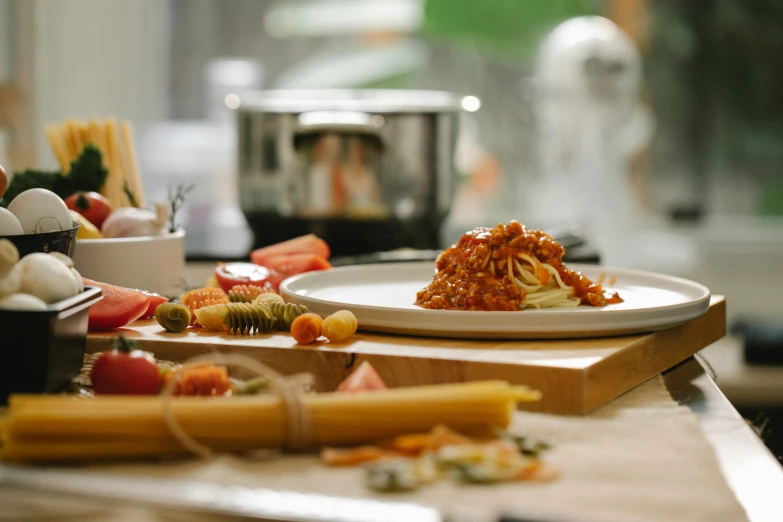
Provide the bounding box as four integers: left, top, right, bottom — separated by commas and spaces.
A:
0, 380, 541, 463
416, 221, 622, 311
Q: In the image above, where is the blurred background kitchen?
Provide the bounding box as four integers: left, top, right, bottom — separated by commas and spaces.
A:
1, 0, 782, 454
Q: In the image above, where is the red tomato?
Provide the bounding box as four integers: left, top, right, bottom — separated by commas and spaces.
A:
265, 254, 332, 289
83, 278, 151, 330
65, 191, 112, 230
91, 336, 160, 395
134, 290, 169, 318
251, 234, 330, 266
337, 361, 387, 393
0, 163, 7, 200
215, 262, 275, 293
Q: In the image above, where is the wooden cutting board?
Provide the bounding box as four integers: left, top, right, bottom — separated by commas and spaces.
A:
86, 296, 725, 415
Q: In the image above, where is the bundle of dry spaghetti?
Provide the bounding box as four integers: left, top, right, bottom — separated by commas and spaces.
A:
0, 380, 540, 463
44, 116, 145, 209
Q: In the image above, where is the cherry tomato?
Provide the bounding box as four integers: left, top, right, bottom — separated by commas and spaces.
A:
0, 163, 7, 200
336, 361, 387, 393
65, 191, 112, 230
133, 289, 169, 318
215, 262, 274, 293
91, 336, 160, 395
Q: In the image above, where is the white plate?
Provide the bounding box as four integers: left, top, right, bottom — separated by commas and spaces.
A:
280, 262, 711, 339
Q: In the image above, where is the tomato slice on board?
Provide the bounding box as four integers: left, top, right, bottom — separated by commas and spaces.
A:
82, 278, 151, 331
251, 234, 330, 266
337, 361, 387, 393
215, 262, 275, 293
265, 254, 332, 289
135, 291, 169, 318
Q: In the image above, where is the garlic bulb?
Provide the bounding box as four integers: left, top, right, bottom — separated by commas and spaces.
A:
101, 203, 169, 239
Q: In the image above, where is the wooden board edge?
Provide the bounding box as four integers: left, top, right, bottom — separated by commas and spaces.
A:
580, 296, 726, 414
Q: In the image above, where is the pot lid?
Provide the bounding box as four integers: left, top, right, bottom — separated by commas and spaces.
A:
237, 89, 477, 113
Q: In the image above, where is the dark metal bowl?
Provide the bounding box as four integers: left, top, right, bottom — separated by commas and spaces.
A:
0, 221, 80, 258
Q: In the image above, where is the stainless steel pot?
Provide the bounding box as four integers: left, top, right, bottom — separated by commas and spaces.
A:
235, 89, 469, 256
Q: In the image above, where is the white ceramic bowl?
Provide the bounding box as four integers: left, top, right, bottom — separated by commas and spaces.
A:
72, 230, 186, 296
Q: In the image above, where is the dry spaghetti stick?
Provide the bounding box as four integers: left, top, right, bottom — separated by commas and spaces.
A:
44, 125, 71, 172
59, 122, 78, 164
120, 120, 145, 207
103, 119, 122, 208
89, 119, 112, 198
106, 117, 129, 208
67, 120, 84, 157
79, 121, 92, 148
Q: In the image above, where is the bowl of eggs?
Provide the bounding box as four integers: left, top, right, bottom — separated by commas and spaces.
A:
0, 182, 81, 258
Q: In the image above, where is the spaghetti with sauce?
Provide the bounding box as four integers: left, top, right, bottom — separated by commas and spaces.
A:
415, 221, 623, 311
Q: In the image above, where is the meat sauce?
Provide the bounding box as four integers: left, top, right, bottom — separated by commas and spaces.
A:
415, 221, 623, 311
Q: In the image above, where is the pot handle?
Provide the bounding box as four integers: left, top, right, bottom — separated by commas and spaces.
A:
295, 111, 385, 135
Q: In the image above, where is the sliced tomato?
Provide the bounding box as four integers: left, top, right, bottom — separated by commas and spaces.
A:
337, 361, 387, 393
215, 262, 275, 293
264, 254, 332, 288
82, 278, 151, 331
135, 291, 169, 318
251, 234, 330, 266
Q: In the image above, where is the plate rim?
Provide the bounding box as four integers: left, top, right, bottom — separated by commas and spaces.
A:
279, 261, 711, 320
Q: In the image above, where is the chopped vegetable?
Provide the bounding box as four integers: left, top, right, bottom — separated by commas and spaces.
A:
263, 254, 332, 288
65, 191, 112, 230
0, 145, 108, 207
137, 290, 169, 318
290, 312, 323, 344
154, 302, 191, 333
364, 459, 419, 492
321, 446, 393, 467
214, 262, 274, 293
70, 210, 102, 239
250, 234, 330, 266
82, 278, 151, 330
162, 363, 230, 396
90, 336, 160, 395
337, 361, 387, 393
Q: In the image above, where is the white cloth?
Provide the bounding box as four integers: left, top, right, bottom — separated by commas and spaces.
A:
71, 376, 749, 522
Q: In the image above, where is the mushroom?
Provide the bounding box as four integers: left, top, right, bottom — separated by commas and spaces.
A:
0, 293, 47, 311
0, 239, 19, 276
48, 252, 84, 292
0, 239, 21, 298
17, 252, 80, 304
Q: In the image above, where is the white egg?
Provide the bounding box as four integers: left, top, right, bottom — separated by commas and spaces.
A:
0, 207, 23, 236
7, 188, 73, 234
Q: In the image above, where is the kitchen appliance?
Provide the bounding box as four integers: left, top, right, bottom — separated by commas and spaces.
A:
236, 90, 467, 257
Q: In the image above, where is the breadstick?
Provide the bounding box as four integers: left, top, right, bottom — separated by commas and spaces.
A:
120, 120, 145, 207
44, 125, 71, 172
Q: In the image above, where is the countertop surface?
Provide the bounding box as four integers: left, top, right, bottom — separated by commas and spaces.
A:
2, 357, 782, 521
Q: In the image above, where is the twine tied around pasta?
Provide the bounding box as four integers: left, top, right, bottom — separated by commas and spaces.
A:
160, 353, 315, 458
